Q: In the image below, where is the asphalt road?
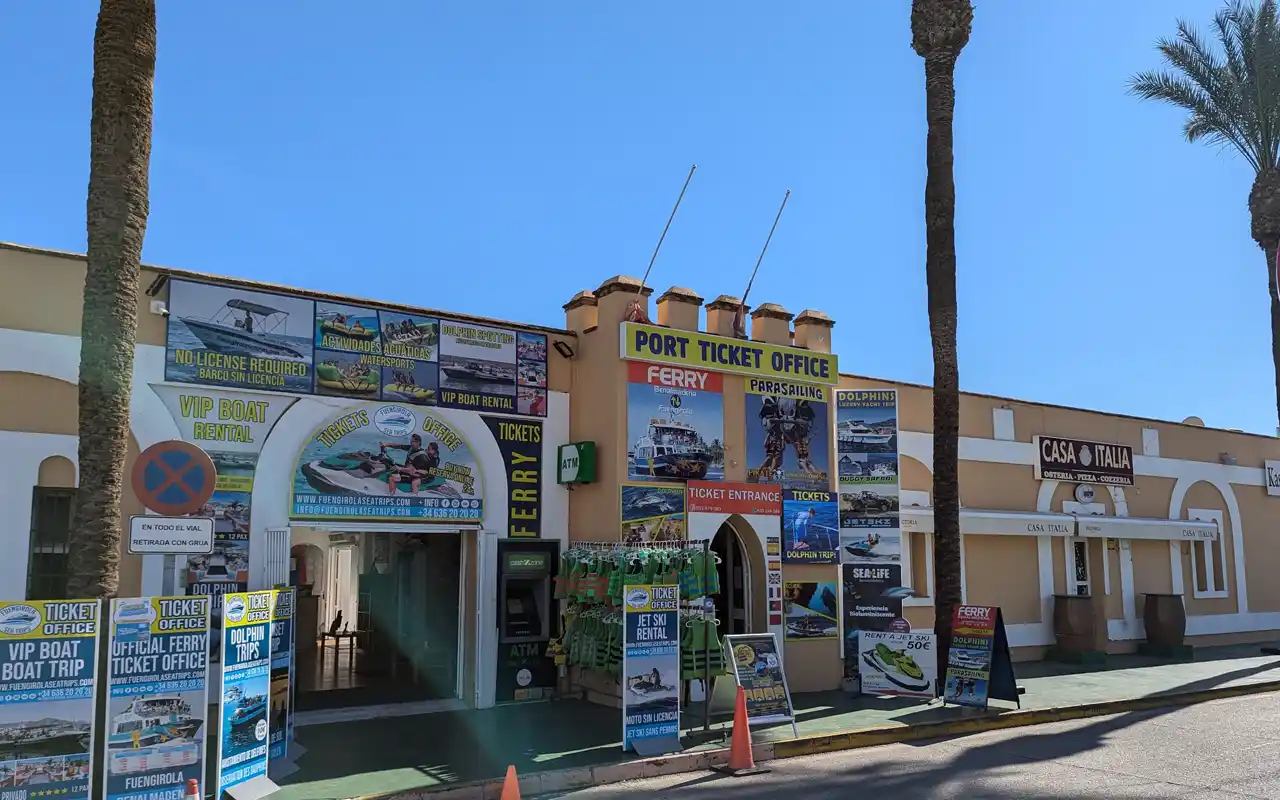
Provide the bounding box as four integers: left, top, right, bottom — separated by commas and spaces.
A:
559, 692, 1280, 799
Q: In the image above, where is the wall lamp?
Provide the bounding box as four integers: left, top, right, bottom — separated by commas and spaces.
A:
553, 341, 576, 359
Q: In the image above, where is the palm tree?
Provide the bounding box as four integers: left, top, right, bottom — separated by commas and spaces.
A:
911, 0, 973, 682
1130, 0, 1280, 426
67, 0, 157, 599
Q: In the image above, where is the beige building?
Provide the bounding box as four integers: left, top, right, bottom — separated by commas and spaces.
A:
3, 240, 1278, 710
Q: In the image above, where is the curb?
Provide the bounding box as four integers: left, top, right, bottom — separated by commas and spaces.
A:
359, 679, 1280, 800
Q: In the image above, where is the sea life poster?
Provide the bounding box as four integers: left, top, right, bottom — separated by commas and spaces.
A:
291, 403, 484, 523
842, 563, 907, 658
782, 581, 838, 640
105, 597, 210, 800
620, 484, 686, 543
743, 378, 829, 491
0, 600, 98, 800
218, 592, 272, 797
626, 363, 724, 482
268, 590, 295, 761
621, 585, 680, 754
858, 631, 936, 699
781, 489, 839, 562
165, 279, 315, 394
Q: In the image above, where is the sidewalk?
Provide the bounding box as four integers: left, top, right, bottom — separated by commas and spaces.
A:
271, 644, 1280, 800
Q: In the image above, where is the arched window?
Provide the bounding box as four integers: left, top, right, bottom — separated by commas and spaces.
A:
27, 486, 75, 600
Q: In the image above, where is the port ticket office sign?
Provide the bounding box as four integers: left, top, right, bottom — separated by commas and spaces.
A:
620, 322, 838, 386
0, 599, 100, 800
1032, 435, 1134, 487
105, 596, 211, 800
218, 591, 273, 798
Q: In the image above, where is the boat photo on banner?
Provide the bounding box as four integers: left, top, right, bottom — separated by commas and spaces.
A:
290, 403, 484, 523
743, 379, 829, 491
626, 363, 724, 482
0, 601, 98, 800
104, 597, 210, 800
218, 591, 273, 797
782, 581, 839, 640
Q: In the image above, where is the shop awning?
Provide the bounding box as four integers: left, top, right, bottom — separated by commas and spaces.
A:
289, 521, 482, 534
900, 508, 1075, 537
1075, 515, 1217, 542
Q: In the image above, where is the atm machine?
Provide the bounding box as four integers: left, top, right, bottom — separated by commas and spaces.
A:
495, 540, 559, 703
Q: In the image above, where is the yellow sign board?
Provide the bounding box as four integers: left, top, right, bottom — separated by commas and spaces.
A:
620, 322, 838, 386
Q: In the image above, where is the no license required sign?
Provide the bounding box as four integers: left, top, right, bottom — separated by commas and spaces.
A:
128, 515, 215, 554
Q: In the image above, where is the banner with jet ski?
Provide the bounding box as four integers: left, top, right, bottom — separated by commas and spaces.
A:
620, 484, 686, 543
743, 378, 829, 491
218, 591, 272, 798
164, 278, 551, 416
782, 489, 839, 562
0, 600, 99, 800
621, 585, 681, 755
858, 631, 935, 699
104, 596, 210, 800
626, 363, 724, 482
290, 403, 484, 523
268, 589, 294, 761
782, 581, 838, 640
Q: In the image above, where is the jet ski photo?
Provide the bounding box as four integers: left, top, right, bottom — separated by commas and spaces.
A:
300, 446, 452, 496
861, 642, 930, 692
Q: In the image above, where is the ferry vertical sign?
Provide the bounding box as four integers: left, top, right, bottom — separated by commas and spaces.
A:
268, 589, 295, 761
218, 591, 273, 797
0, 599, 100, 800
104, 597, 210, 800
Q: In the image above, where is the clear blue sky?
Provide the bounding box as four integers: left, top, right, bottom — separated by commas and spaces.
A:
1, 1, 1273, 434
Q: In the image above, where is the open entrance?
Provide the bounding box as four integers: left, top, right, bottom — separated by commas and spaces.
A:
295, 531, 463, 710
710, 522, 750, 636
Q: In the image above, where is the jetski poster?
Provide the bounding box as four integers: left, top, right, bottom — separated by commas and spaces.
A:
290, 404, 484, 523
858, 631, 935, 699
743, 378, 829, 491
268, 589, 295, 761
621, 585, 680, 755
626, 363, 724, 482
0, 600, 99, 800
620, 484, 686, 543
782, 581, 838, 640
782, 489, 839, 562
165, 279, 315, 394
104, 596, 210, 800
841, 563, 907, 656
217, 591, 272, 797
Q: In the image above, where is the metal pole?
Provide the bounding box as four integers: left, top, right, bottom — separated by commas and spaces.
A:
702, 539, 712, 734
638, 164, 698, 296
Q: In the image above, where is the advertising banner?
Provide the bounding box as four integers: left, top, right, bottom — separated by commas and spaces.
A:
104, 597, 210, 800
164, 278, 550, 416
943, 605, 1018, 709
290, 403, 484, 523
782, 489, 839, 562
620, 484, 686, 543
782, 581, 838, 640
620, 322, 838, 385
0, 600, 98, 800
626, 363, 724, 481
621, 585, 680, 756
685, 481, 780, 516
268, 589, 295, 761
836, 390, 901, 565
481, 416, 543, 538
723, 634, 795, 726
744, 378, 830, 491
841, 563, 906, 656
858, 631, 936, 698
218, 591, 273, 796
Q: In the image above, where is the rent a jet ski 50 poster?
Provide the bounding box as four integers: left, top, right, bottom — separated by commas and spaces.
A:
291, 404, 484, 523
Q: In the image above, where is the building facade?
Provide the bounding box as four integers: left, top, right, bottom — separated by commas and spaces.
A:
3, 241, 1278, 710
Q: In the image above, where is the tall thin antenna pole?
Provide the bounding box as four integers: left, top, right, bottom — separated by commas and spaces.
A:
742, 189, 790, 306
638, 164, 697, 295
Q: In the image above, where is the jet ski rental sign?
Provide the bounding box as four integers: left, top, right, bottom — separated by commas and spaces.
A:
1033, 435, 1134, 487
291, 404, 484, 523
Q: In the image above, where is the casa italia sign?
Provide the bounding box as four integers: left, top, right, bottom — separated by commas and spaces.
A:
1033, 435, 1134, 487
1266, 461, 1280, 497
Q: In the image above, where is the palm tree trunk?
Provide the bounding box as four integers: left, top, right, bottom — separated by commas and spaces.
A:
1266, 247, 1280, 431
922, 49, 964, 682
67, 0, 156, 599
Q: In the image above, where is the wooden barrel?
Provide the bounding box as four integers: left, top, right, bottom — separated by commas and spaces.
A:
1052, 594, 1095, 653
1143, 593, 1187, 647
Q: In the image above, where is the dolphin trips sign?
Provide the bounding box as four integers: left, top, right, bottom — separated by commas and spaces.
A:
620, 322, 838, 386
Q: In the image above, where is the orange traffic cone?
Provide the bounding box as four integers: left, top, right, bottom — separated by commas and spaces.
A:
714, 686, 770, 776
182, 779, 200, 800
500, 764, 521, 800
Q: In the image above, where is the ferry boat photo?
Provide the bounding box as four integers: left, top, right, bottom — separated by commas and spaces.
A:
836, 420, 894, 450
178, 300, 308, 360
106, 696, 203, 754
229, 694, 267, 729
630, 418, 712, 479
0, 719, 92, 762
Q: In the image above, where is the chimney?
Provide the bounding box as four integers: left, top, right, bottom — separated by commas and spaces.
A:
595, 275, 652, 329
705, 295, 747, 337
563, 290, 598, 334
793, 309, 835, 353
656, 286, 703, 331
750, 303, 793, 346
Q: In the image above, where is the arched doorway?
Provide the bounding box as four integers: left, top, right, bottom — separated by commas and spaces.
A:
711, 521, 751, 636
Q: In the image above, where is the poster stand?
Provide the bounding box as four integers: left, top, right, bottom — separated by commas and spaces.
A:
942, 605, 1020, 710
223, 774, 280, 800
722, 634, 799, 739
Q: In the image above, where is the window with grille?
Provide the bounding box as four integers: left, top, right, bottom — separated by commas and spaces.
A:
28, 488, 75, 600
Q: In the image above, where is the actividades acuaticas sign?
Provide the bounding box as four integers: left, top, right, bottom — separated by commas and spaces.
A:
1033, 435, 1134, 486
